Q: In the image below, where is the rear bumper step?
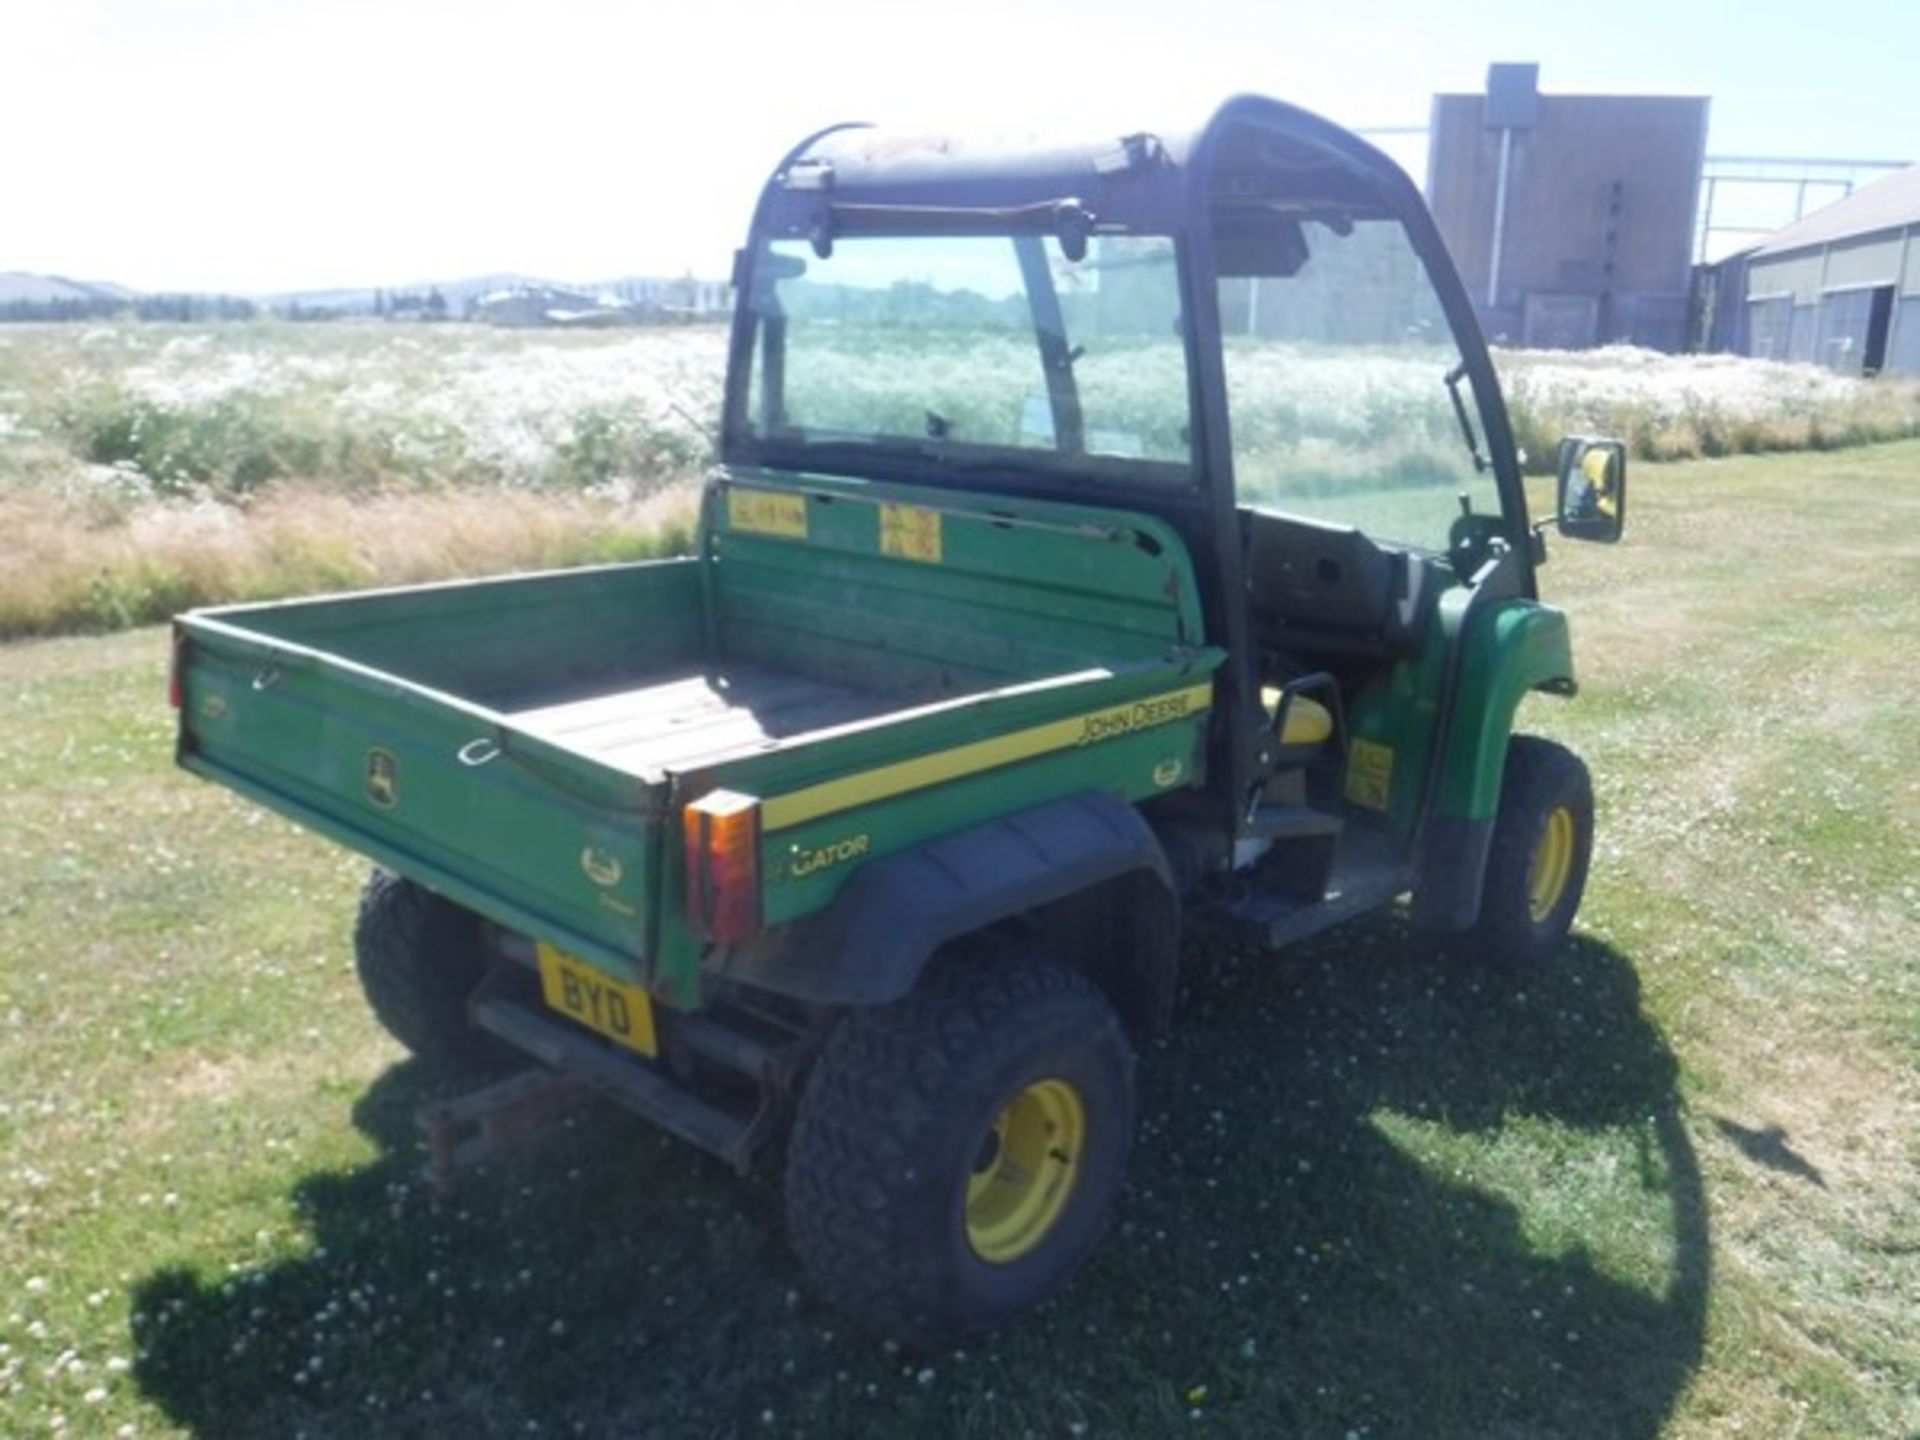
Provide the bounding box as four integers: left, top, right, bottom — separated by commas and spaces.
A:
470, 991, 765, 1170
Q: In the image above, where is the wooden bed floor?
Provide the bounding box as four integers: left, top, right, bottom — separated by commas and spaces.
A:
506, 664, 891, 773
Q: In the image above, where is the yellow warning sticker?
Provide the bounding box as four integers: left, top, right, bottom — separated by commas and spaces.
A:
879, 502, 942, 563
728, 488, 808, 539
1345, 738, 1395, 811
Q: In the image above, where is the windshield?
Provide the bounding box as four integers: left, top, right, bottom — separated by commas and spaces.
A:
742, 233, 1192, 479
1216, 214, 1502, 548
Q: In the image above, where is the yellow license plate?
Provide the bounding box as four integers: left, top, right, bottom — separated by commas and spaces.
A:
536, 943, 657, 1057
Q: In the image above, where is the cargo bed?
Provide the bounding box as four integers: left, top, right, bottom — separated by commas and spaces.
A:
508, 664, 891, 775
175, 473, 1223, 1007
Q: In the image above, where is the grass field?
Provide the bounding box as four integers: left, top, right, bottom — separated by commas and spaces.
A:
2, 442, 1918, 1438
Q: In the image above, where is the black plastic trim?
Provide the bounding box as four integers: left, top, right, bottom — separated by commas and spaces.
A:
1409, 813, 1496, 931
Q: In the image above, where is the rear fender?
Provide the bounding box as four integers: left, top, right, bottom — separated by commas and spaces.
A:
713, 792, 1179, 1036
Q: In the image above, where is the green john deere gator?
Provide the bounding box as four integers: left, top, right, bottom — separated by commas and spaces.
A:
172, 95, 1629, 1345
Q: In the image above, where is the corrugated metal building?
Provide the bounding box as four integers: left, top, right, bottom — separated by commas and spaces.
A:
1427, 64, 1708, 352
1743, 165, 1920, 374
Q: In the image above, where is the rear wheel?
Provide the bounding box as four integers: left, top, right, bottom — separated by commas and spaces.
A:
1465, 736, 1594, 967
784, 947, 1135, 1346
353, 869, 509, 1072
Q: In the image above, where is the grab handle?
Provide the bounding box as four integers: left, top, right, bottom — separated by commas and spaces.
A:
457, 737, 501, 767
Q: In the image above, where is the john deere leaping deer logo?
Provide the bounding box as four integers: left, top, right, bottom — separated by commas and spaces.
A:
364, 748, 400, 810
579, 844, 624, 888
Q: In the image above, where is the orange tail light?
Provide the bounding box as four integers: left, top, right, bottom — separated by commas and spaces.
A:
683, 788, 762, 943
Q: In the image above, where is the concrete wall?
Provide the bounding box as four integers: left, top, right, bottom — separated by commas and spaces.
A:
1429, 90, 1708, 351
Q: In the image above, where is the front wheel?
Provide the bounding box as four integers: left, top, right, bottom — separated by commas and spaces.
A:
1465, 735, 1594, 968
784, 947, 1135, 1346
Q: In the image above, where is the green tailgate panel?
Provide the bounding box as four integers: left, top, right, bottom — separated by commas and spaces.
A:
179, 641, 661, 979
175, 562, 704, 982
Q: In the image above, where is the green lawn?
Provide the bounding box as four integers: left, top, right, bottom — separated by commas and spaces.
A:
2, 443, 1916, 1438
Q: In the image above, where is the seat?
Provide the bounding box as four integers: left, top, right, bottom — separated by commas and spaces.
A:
1260, 686, 1333, 746
1243, 508, 1437, 660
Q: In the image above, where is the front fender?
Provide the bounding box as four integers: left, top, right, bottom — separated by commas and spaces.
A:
1438, 599, 1575, 822
1412, 599, 1574, 931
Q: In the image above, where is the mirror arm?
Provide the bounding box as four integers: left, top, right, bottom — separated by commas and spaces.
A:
1527, 523, 1549, 567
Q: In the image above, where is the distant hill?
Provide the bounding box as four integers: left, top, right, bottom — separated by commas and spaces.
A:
0, 272, 135, 306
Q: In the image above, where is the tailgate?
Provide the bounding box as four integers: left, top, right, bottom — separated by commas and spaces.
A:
174, 617, 666, 979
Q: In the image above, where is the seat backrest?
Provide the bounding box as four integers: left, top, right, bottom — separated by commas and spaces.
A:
1244, 508, 1438, 659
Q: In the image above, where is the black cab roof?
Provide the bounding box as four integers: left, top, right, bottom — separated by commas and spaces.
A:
751, 95, 1427, 248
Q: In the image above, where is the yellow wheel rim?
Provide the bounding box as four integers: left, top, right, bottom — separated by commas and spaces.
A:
965, 1078, 1084, 1264
1528, 804, 1576, 922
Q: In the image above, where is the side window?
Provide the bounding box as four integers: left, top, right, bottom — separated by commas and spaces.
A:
1216, 217, 1499, 548
751, 236, 1050, 448
1054, 236, 1191, 462
742, 232, 1195, 481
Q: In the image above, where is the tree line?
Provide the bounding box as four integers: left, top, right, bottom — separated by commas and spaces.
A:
0, 289, 453, 324
0, 294, 259, 323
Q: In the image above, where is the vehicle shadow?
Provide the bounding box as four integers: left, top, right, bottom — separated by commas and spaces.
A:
131, 920, 1707, 1439
1125, 920, 1711, 1437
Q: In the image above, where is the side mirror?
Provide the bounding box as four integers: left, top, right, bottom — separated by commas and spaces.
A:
1555, 437, 1627, 543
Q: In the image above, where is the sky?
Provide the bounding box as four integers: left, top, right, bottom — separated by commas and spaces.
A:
8, 0, 1920, 293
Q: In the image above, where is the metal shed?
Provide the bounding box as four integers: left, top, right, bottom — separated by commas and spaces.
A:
1744, 165, 1920, 375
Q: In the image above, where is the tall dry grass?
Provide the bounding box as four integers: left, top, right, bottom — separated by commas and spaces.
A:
0, 483, 696, 638
1500, 346, 1920, 469
0, 323, 713, 637
0, 323, 723, 496
5, 323, 1920, 639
